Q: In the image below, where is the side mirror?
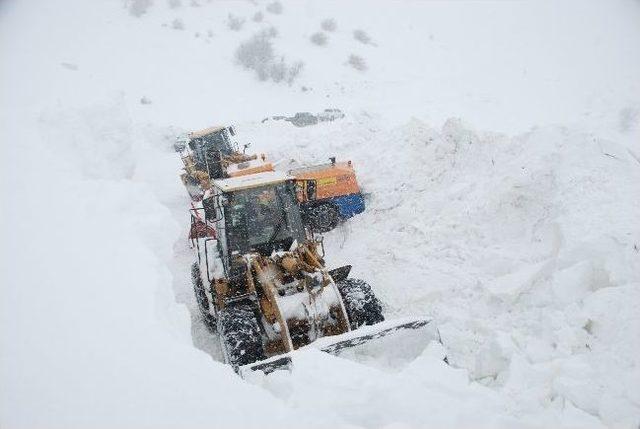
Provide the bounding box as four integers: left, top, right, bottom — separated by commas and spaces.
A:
243, 143, 251, 154
306, 180, 317, 200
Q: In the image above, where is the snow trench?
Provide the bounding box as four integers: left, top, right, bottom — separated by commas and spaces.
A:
5, 99, 638, 428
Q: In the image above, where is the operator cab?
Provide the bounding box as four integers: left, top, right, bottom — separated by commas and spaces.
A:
203, 171, 307, 271
187, 126, 237, 179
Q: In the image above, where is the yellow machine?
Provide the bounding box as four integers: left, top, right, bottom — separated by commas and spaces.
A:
177, 126, 273, 199
189, 171, 388, 370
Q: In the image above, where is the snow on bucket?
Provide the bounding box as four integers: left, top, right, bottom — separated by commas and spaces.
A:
241, 318, 443, 376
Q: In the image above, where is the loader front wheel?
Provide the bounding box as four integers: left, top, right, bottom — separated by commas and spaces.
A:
218, 304, 266, 368
191, 262, 216, 330
307, 203, 340, 233
337, 278, 384, 329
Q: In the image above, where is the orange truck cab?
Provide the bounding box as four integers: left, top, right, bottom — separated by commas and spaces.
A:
289, 158, 366, 232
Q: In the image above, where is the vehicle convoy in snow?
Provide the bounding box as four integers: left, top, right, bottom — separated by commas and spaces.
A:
177, 125, 365, 232
177, 125, 440, 373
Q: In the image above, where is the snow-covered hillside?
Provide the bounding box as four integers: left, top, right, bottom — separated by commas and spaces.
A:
1, 0, 639, 428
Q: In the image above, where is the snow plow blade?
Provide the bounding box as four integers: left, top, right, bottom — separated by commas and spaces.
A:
239, 318, 441, 376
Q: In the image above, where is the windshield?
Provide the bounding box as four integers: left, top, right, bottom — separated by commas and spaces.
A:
224, 182, 305, 254
189, 130, 234, 178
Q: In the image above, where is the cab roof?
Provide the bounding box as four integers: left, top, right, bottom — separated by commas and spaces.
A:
188, 126, 227, 139
213, 171, 292, 193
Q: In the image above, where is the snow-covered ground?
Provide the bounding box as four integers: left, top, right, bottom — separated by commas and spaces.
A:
1, 0, 639, 428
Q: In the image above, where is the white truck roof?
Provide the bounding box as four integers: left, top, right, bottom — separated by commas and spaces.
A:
213, 171, 292, 192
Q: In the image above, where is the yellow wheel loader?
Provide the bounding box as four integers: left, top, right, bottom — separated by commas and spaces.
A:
187, 170, 441, 374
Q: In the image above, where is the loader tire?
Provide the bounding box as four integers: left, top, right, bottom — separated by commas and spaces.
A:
191, 262, 216, 330
217, 304, 266, 368
307, 203, 339, 233
336, 278, 384, 329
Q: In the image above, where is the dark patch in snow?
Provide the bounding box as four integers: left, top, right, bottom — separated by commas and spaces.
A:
171, 18, 184, 30
60, 62, 78, 71
126, 0, 153, 17
235, 28, 303, 85
262, 109, 345, 127
321, 18, 337, 32
227, 14, 245, 31
353, 29, 374, 45
310, 32, 327, 46
266, 1, 283, 15
347, 54, 367, 71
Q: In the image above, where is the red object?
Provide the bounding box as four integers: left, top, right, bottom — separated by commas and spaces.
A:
189, 220, 216, 239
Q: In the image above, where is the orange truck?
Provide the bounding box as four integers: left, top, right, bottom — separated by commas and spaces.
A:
290, 157, 365, 232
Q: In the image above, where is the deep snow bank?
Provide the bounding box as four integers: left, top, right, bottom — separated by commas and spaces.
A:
236, 116, 640, 427
0, 102, 322, 429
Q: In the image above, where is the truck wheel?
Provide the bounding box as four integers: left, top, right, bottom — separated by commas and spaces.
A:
336, 278, 384, 329
191, 262, 216, 330
218, 304, 266, 368
307, 203, 340, 233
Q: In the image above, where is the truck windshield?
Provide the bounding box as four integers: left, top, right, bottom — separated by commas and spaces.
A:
190, 130, 234, 178
224, 182, 305, 254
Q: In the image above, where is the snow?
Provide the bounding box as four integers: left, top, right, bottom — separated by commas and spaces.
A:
214, 170, 291, 192
226, 157, 272, 175
240, 114, 640, 428
274, 277, 341, 321
2, 0, 639, 428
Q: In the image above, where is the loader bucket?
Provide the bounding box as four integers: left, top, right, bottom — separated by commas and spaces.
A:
240, 318, 442, 376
